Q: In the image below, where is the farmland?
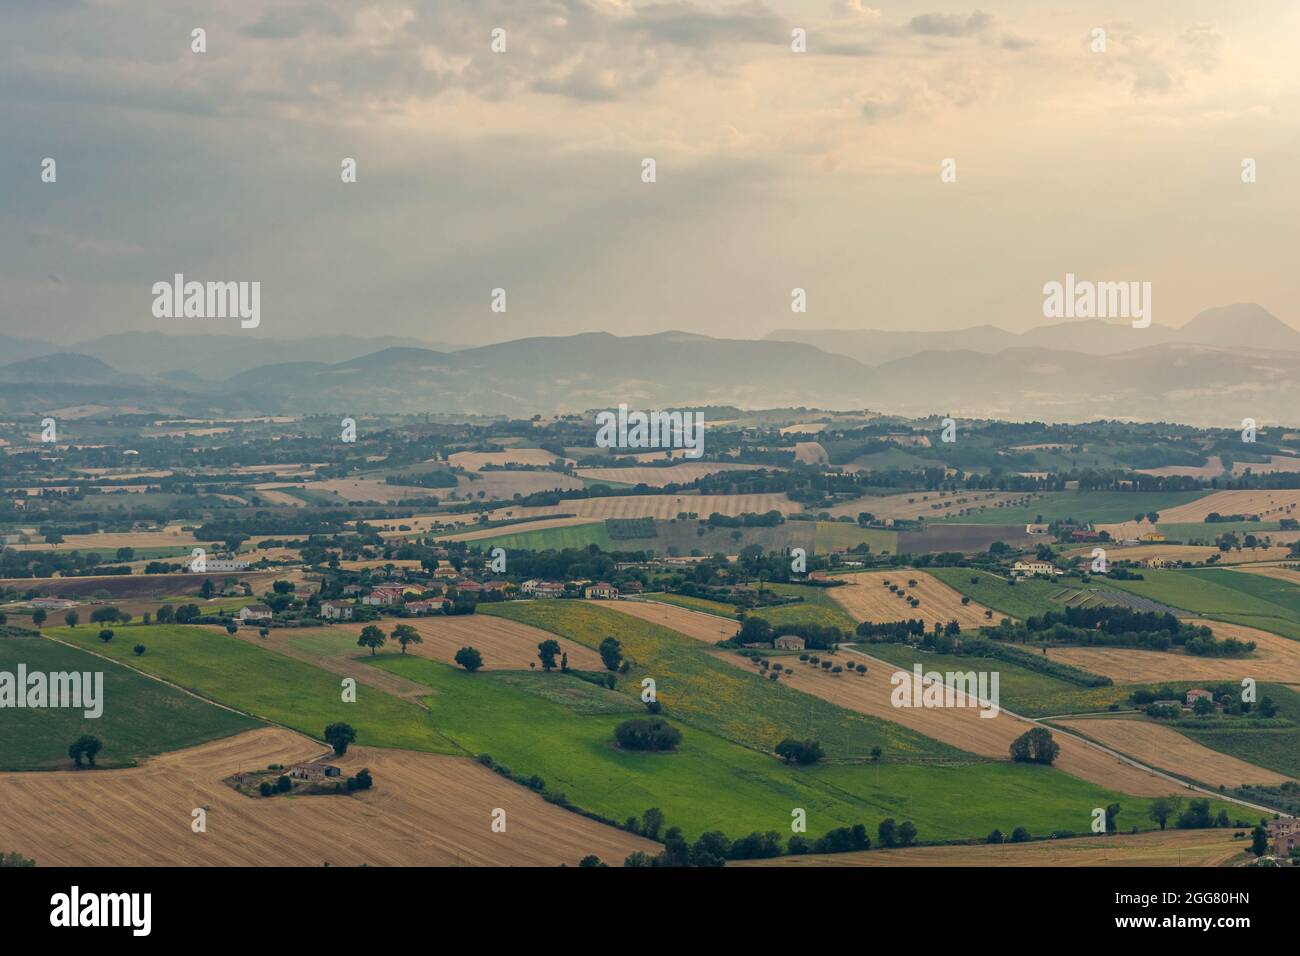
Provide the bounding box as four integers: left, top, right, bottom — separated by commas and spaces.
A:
45, 624, 455, 754
1105, 567, 1300, 640
946, 491, 1209, 526
0, 627, 260, 770
738, 828, 1248, 867
1052, 717, 1294, 789
0, 727, 655, 866
926, 567, 1065, 619
828, 570, 1001, 630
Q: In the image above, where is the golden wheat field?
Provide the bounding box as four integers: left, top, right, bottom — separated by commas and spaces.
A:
0, 728, 655, 866
597, 599, 738, 644
736, 828, 1246, 867
1148, 489, 1300, 524
448, 449, 572, 470
1045, 620, 1300, 684
574, 462, 763, 487
820, 490, 1030, 521
483, 493, 799, 522
828, 570, 1001, 629
1053, 718, 1295, 789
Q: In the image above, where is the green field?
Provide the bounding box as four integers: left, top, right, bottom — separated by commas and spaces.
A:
1159, 521, 1281, 542
813, 522, 898, 554
751, 583, 858, 631
482, 600, 953, 760
453, 521, 611, 552
370, 652, 1178, 843
642, 592, 740, 618
927, 567, 1066, 620
1104, 568, 1300, 641
45, 624, 456, 754
942, 491, 1210, 526
0, 626, 260, 770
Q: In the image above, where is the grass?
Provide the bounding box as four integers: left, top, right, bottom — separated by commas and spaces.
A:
813, 522, 898, 554
1160, 521, 1281, 542
481, 600, 957, 761
941, 491, 1210, 526
370, 653, 1178, 844
642, 592, 740, 618
927, 567, 1065, 620
0, 626, 260, 770
457, 522, 611, 552
751, 582, 858, 631
45, 624, 456, 754
1104, 568, 1300, 641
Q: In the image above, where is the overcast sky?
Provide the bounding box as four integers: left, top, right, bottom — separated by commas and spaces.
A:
2, 0, 1297, 347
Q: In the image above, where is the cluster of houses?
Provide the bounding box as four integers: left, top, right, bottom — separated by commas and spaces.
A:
1010, 560, 1064, 579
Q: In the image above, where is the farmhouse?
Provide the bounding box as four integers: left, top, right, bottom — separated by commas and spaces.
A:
184, 556, 251, 573
522, 579, 566, 598
773, 635, 806, 651
1010, 561, 1063, 578
405, 599, 447, 615
238, 604, 273, 623
320, 600, 354, 621
1267, 819, 1300, 856
288, 763, 342, 783
584, 582, 619, 599
1185, 688, 1214, 705
362, 586, 407, 606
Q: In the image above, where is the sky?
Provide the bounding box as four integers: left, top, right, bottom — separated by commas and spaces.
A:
2, 0, 1298, 347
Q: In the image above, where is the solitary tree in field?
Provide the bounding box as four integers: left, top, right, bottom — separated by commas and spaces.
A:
1147, 797, 1182, 831
98, 629, 113, 643
357, 624, 386, 656
454, 646, 483, 672
599, 637, 623, 671
537, 639, 561, 672
32, 609, 47, 627
1009, 727, 1059, 765
324, 722, 357, 756
391, 623, 422, 654
64, 611, 79, 628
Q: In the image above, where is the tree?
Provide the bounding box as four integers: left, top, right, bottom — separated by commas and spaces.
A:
454, 646, 483, 672
1010, 826, 1031, 843
346, 768, 373, 792
32, 608, 46, 627
613, 717, 682, 751
689, 831, 730, 868
156, 604, 175, 624
356, 624, 386, 656
774, 738, 824, 765
1148, 796, 1182, 831
878, 818, 898, 847
276, 774, 292, 793
561, 651, 569, 672
392, 623, 422, 654
90, 607, 120, 624
133, 644, 146, 656
98, 629, 113, 643
64, 610, 79, 628
537, 639, 561, 671
1251, 824, 1269, 857
986, 829, 1004, 844
1105, 802, 1121, 834
599, 636, 623, 671
1009, 727, 1060, 765
578, 855, 608, 868
324, 722, 356, 756
641, 807, 665, 841
200, 579, 214, 599
897, 821, 918, 847
68, 735, 102, 769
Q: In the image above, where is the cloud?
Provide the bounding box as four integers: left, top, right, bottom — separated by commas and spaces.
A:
908, 10, 992, 38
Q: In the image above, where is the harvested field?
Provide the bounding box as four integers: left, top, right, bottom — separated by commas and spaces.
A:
598, 599, 738, 644
1236, 565, 1300, 587
737, 828, 1244, 867
0, 728, 655, 866
328, 616, 603, 672
828, 571, 1001, 630
455, 471, 583, 498
0, 571, 289, 600
1053, 718, 1295, 789
272, 479, 435, 503
574, 462, 763, 487
1231, 455, 1300, 476
1045, 619, 1300, 684
483, 494, 799, 522
779, 422, 828, 435
248, 487, 307, 507
449, 449, 571, 470
820, 490, 1030, 522
792, 442, 828, 465
1146, 489, 1300, 524
741, 646, 1177, 796
1136, 461, 1226, 479
7, 527, 201, 552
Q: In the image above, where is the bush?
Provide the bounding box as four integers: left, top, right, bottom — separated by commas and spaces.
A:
1010, 826, 1031, 843
258, 781, 273, 797
613, 717, 682, 751
132, 643, 145, 656
774, 738, 824, 765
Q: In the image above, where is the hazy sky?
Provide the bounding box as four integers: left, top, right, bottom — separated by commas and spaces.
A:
2, 0, 1298, 346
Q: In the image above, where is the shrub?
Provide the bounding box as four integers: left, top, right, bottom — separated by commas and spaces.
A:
613, 717, 682, 751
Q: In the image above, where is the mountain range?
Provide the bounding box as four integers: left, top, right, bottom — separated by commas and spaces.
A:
0, 304, 1296, 426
